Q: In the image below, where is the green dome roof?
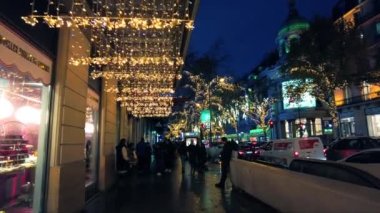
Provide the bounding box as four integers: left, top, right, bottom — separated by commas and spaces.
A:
277, 0, 309, 38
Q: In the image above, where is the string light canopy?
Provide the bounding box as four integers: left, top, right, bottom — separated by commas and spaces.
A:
22, 0, 194, 31
22, 0, 195, 117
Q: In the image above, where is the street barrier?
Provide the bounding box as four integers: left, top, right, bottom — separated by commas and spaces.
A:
230, 158, 380, 212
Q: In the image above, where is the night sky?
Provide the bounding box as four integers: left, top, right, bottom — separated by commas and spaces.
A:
188, 0, 340, 78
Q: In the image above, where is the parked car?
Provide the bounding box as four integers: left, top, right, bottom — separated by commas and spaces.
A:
325, 137, 380, 161
338, 149, 380, 180
237, 143, 254, 161
259, 137, 326, 167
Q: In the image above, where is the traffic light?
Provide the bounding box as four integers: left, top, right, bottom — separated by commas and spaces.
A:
269, 120, 274, 128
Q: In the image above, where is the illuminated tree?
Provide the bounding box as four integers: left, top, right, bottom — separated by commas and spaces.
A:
282, 17, 369, 137
242, 96, 275, 140
168, 110, 188, 137
183, 71, 241, 138
220, 100, 241, 139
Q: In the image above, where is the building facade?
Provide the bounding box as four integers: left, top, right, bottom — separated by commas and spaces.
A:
333, 0, 380, 138
0, 0, 198, 212
248, 0, 332, 142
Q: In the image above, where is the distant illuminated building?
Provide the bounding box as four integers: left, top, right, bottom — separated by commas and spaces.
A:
333, 0, 380, 138
248, 0, 331, 142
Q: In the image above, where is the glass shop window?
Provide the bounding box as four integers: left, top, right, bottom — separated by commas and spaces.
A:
85, 89, 99, 190
0, 68, 50, 212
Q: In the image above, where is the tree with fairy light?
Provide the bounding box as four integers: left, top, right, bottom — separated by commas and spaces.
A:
281, 17, 369, 137
220, 99, 241, 140
168, 110, 188, 138
244, 96, 275, 141
216, 83, 245, 141
183, 71, 240, 140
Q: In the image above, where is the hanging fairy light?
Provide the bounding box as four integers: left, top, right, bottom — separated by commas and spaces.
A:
21, 0, 195, 118
70, 56, 184, 66
22, 0, 194, 30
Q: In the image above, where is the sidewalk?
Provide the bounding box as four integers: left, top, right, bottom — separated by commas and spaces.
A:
85, 160, 277, 213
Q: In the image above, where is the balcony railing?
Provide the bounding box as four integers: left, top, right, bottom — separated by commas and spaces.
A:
336, 91, 380, 107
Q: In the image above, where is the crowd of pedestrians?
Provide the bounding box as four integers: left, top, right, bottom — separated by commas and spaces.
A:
116, 137, 210, 177
116, 136, 237, 187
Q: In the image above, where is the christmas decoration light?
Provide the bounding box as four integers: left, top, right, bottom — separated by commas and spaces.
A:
21, 0, 195, 117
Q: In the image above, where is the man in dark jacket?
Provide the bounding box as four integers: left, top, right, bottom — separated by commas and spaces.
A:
177, 141, 188, 173
215, 137, 237, 188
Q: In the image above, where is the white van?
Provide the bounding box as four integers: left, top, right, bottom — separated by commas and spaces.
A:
260, 137, 326, 167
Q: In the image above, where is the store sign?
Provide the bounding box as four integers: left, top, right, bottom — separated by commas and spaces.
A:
184, 132, 198, 137
249, 128, 268, 136
0, 21, 52, 85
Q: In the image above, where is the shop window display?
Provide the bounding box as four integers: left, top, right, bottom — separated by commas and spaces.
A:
0, 68, 50, 212
85, 90, 99, 188
367, 114, 380, 137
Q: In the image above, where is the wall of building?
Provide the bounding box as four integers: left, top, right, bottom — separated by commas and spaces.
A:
98, 79, 118, 191
47, 27, 89, 213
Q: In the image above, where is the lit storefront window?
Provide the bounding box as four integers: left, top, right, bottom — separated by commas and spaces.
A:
0, 69, 50, 212
0, 21, 52, 212
367, 114, 380, 137
340, 117, 355, 138
85, 89, 99, 189
285, 120, 290, 138
315, 118, 323, 136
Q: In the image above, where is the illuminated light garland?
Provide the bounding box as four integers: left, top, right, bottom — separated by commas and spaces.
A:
126, 106, 172, 111
70, 56, 184, 66
120, 102, 173, 107
22, 15, 194, 30
128, 109, 172, 114
116, 96, 173, 102
106, 86, 175, 94
132, 113, 171, 118
21, 0, 194, 118
90, 70, 177, 81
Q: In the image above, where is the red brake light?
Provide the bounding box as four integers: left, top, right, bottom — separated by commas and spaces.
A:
238, 151, 244, 155
323, 148, 327, 156
293, 151, 299, 158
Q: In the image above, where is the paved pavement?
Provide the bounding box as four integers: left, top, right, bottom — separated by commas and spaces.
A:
85, 160, 277, 213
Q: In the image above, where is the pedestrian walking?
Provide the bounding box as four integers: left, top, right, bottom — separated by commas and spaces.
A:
136, 137, 150, 173
215, 137, 238, 188
163, 139, 176, 173
116, 138, 130, 176
153, 142, 165, 176
177, 140, 188, 173
195, 140, 207, 174
187, 139, 197, 175
127, 142, 137, 170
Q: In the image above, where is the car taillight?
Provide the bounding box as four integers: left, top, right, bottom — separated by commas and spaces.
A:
238, 151, 244, 155
323, 148, 327, 157
293, 151, 299, 158
254, 150, 259, 154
